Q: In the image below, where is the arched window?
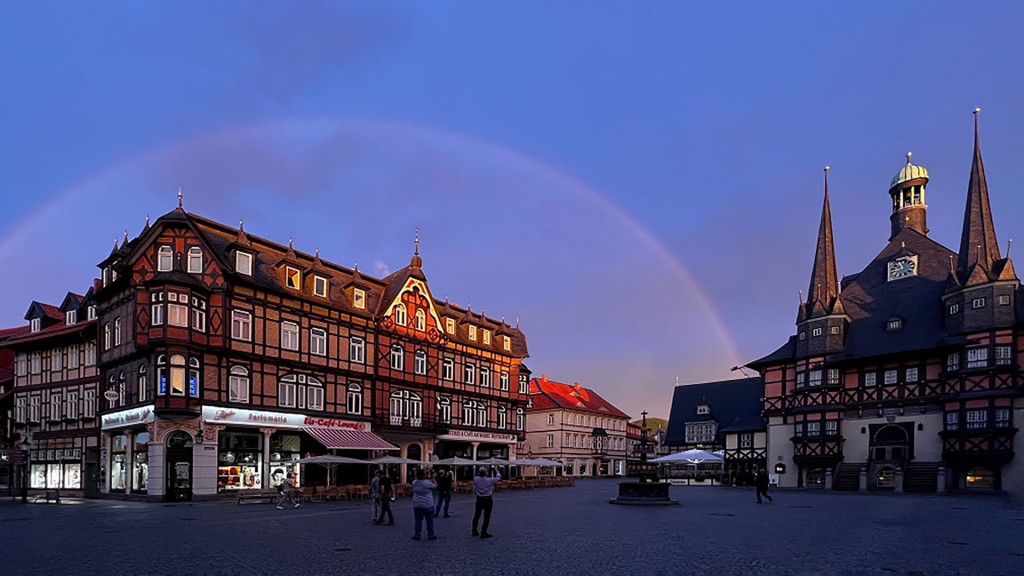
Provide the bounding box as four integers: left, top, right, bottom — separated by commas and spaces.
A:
278, 374, 297, 408
497, 405, 507, 429
442, 358, 454, 380
393, 304, 407, 326
118, 371, 126, 407
346, 383, 363, 415
349, 336, 365, 363
278, 374, 322, 410
516, 408, 525, 431
465, 363, 476, 385
306, 376, 324, 411
170, 355, 186, 396
157, 245, 173, 272
415, 309, 426, 331
389, 390, 422, 425
414, 350, 427, 375
480, 367, 491, 387
188, 357, 200, 396
390, 344, 404, 371
157, 355, 167, 395
500, 371, 509, 391
438, 396, 451, 424
463, 400, 487, 427
138, 365, 149, 402
187, 247, 203, 273
229, 366, 249, 403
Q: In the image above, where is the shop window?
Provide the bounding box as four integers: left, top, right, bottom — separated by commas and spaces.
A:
157, 245, 173, 272
231, 310, 252, 341
438, 396, 451, 424
806, 468, 826, 487
414, 350, 427, 375
188, 247, 203, 273
218, 429, 264, 492
269, 433, 302, 491
964, 467, 995, 490
442, 358, 454, 380
346, 383, 363, 415
349, 337, 365, 363
132, 433, 150, 492
310, 327, 327, 356
110, 435, 129, 491
390, 344, 404, 371
229, 366, 250, 403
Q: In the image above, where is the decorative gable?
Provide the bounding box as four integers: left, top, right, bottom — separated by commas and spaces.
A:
380, 277, 445, 342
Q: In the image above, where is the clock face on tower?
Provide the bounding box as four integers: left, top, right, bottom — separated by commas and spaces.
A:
887, 254, 918, 281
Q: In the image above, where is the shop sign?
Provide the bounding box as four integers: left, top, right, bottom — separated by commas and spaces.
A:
201, 406, 369, 432
101, 405, 155, 430
440, 429, 517, 443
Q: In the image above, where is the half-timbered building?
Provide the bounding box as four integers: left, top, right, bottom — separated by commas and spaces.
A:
90, 201, 528, 500
749, 112, 1023, 493
4, 292, 101, 498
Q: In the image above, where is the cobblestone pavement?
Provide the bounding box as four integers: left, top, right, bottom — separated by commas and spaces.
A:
2, 480, 1023, 576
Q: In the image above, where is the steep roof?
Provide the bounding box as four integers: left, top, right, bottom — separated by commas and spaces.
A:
664, 377, 764, 446
528, 376, 629, 418
805, 168, 840, 318
956, 110, 1001, 285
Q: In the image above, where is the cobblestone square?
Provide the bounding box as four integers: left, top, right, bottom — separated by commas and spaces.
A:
3, 479, 1023, 576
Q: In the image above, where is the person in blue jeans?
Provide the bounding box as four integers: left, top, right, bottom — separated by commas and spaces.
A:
411, 468, 437, 541
433, 469, 452, 518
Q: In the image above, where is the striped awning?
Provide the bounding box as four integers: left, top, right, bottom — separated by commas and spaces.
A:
304, 427, 397, 451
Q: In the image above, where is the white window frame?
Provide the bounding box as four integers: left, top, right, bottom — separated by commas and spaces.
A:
884, 370, 897, 385
347, 384, 363, 415
829, 326, 840, 335
85, 343, 96, 366
827, 368, 840, 386
994, 408, 1010, 428
30, 352, 41, 374
168, 301, 188, 328
50, 393, 62, 421
864, 373, 877, 387
393, 304, 407, 326
314, 276, 328, 298
30, 318, 40, 333
236, 251, 253, 275
500, 371, 510, 391
114, 318, 122, 346
390, 344, 405, 371
998, 294, 1011, 306
65, 310, 76, 325
307, 379, 324, 411
231, 310, 252, 341
52, 348, 63, 372
353, 288, 366, 310
29, 396, 41, 422
15, 354, 27, 376
503, 335, 511, 351
442, 358, 454, 380
546, 434, 553, 448
103, 323, 111, 350
415, 309, 426, 331
739, 433, 753, 448
480, 367, 491, 387
229, 366, 250, 403
518, 374, 528, 394
157, 245, 173, 272
281, 321, 300, 351
995, 346, 1012, 366
414, 350, 427, 375
825, 421, 838, 435
278, 376, 297, 408
469, 325, 477, 341
806, 421, 821, 435
138, 365, 149, 402
438, 396, 451, 424
812, 327, 822, 337
67, 346, 79, 370
516, 408, 525, 431
547, 413, 555, 425
795, 372, 806, 388
286, 266, 302, 290
349, 337, 365, 363
947, 352, 960, 372
310, 327, 327, 356
972, 297, 986, 309
446, 318, 455, 334
966, 409, 987, 430
465, 363, 476, 385
187, 247, 203, 273
809, 370, 822, 387
83, 390, 96, 418
66, 391, 79, 420
498, 406, 507, 429
966, 348, 988, 369
949, 304, 960, 315
483, 331, 491, 345
945, 411, 959, 431
905, 367, 919, 382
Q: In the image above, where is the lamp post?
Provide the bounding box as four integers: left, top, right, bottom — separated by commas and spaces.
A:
19, 435, 31, 504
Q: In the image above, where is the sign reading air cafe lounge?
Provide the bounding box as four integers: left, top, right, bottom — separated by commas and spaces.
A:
200, 406, 371, 431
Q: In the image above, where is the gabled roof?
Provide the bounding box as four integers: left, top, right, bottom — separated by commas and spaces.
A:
956, 111, 1001, 286
527, 376, 629, 418
2, 319, 95, 348
665, 377, 764, 445
24, 301, 63, 322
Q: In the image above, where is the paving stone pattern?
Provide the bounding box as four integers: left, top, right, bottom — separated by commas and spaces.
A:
2, 480, 1023, 576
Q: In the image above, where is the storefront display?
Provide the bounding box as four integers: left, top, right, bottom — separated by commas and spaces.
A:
217, 428, 263, 492
269, 432, 302, 488
133, 433, 149, 492
111, 434, 128, 491
31, 464, 46, 489
63, 464, 82, 489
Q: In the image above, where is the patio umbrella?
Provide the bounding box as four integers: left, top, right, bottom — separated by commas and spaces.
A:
433, 456, 479, 466
477, 457, 513, 465
296, 455, 369, 487
528, 458, 564, 467
369, 455, 424, 465
651, 449, 723, 464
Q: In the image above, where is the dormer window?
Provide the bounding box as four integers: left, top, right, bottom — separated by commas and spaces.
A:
65, 310, 76, 325
483, 331, 491, 345
415, 309, 426, 331
886, 318, 903, 331
286, 266, 302, 290
393, 304, 407, 326
157, 245, 173, 272
236, 252, 253, 276
446, 318, 455, 334
353, 288, 366, 310
469, 326, 477, 341
503, 335, 511, 351
88, 306, 97, 321
187, 247, 203, 273
696, 404, 709, 415
30, 318, 40, 333
313, 275, 328, 298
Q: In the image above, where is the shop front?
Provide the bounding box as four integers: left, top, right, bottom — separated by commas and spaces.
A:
100, 405, 157, 499
201, 406, 389, 493
435, 429, 518, 481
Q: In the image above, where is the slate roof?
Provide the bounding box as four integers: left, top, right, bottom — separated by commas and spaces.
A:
664, 377, 764, 446
528, 376, 630, 419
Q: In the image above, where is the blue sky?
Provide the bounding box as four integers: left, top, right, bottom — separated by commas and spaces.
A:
3, 1, 1024, 418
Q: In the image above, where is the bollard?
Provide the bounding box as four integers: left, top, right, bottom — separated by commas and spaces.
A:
859, 466, 868, 492
936, 466, 946, 494
824, 468, 833, 490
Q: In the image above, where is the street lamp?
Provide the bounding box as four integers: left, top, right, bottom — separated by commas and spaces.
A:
18, 435, 31, 504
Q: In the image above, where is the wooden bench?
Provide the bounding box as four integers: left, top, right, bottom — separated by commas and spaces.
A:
237, 491, 279, 505
34, 490, 61, 504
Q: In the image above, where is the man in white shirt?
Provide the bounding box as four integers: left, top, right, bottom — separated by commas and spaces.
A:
471, 466, 501, 538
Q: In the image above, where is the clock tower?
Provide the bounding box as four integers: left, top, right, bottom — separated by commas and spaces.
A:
888, 152, 929, 240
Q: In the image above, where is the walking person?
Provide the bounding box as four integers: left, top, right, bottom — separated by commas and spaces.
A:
755, 468, 773, 504
276, 471, 300, 509
471, 466, 501, 538
370, 469, 382, 523
434, 468, 452, 518
411, 468, 438, 541
376, 469, 395, 525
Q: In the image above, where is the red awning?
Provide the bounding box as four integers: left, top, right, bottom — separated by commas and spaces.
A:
304, 427, 397, 451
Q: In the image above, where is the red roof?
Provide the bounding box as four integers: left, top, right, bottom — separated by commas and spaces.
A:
0, 326, 31, 341
528, 376, 630, 419
40, 303, 63, 320
2, 321, 94, 347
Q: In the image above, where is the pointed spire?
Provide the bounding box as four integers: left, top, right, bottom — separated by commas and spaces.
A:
123, 230, 129, 244
805, 166, 839, 319
177, 186, 183, 210
111, 237, 119, 255
410, 227, 423, 268
957, 107, 1000, 284
143, 214, 151, 232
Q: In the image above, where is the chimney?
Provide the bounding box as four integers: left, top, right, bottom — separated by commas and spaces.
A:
541, 374, 547, 382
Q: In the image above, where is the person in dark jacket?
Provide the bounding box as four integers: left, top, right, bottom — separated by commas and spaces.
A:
376, 471, 395, 525
755, 468, 773, 503
434, 469, 453, 518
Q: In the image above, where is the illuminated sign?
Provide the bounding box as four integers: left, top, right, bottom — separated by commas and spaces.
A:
101, 405, 155, 430
438, 429, 517, 443
201, 407, 369, 432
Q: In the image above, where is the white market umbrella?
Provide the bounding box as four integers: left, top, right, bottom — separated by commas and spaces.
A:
297, 455, 369, 465
370, 455, 423, 465
433, 456, 479, 466
477, 457, 513, 465
651, 449, 723, 464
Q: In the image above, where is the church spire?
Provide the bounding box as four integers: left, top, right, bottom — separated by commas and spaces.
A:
956, 107, 1000, 284
805, 166, 839, 318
